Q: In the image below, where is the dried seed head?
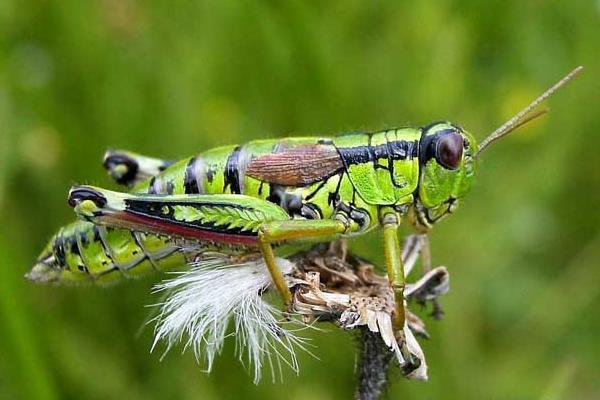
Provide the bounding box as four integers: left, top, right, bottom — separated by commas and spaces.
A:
150, 255, 308, 383
150, 235, 448, 382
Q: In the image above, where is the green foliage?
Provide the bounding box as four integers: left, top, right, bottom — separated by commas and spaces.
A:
0, 1, 598, 399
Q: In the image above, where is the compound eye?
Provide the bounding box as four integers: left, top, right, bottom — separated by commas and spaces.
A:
436, 132, 463, 170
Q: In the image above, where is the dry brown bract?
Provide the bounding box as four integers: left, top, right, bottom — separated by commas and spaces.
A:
288, 237, 450, 381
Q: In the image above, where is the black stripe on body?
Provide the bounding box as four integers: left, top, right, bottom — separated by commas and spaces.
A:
336, 140, 418, 165
148, 175, 174, 195
184, 156, 206, 194
336, 138, 418, 190
66, 236, 80, 256
385, 131, 414, 189
65, 235, 87, 273
184, 157, 200, 194
79, 230, 89, 246
52, 232, 67, 268
224, 146, 249, 194
92, 225, 102, 242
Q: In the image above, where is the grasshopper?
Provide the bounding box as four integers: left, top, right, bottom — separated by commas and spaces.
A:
28, 67, 581, 332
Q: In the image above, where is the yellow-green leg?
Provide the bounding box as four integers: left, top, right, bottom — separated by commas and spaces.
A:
380, 207, 406, 329
258, 219, 347, 307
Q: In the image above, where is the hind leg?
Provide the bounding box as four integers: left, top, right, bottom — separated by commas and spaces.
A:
68, 185, 355, 307
257, 219, 348, 305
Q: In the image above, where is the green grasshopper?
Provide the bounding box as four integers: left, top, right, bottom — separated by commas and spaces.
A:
28, 67, 581, 331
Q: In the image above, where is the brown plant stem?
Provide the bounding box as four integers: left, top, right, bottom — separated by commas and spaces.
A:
355, 327, 395, 400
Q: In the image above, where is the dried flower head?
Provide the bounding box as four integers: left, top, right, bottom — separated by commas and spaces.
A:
151, 235, 449, 383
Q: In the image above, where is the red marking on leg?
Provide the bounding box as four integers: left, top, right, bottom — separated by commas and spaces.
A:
101, 212, 260, 247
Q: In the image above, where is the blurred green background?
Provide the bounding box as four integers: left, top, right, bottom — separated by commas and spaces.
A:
1, 1, 598, 399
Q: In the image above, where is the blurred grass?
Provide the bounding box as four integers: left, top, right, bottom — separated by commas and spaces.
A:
0, 0, 598, 399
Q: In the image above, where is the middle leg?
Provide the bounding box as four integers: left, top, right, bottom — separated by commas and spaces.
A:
379, 206, 406, 330
258, 219, 347, 306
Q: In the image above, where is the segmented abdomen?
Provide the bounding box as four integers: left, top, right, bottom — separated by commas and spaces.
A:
32, 221, 186, 283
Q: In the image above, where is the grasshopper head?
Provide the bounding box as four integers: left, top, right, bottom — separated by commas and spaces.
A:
414, 122, 478, 226
413, 66, 582, 229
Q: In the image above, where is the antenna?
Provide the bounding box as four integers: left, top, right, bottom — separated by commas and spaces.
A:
475, 66, 583, 157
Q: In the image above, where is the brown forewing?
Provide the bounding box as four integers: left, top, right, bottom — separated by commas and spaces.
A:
246, 144, 344, 186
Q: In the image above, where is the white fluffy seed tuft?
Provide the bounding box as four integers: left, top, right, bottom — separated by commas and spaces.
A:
150, 256, 309, 383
